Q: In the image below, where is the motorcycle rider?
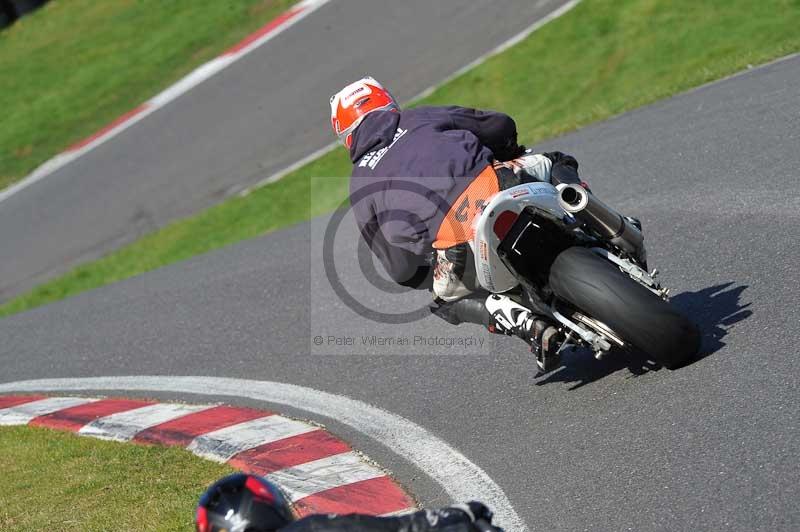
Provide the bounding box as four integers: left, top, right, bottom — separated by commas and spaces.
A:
196, 472, 502, 531
331, 76, 594, 372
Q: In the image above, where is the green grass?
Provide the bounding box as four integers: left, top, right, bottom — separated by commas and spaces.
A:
0, 424, 234, 531
0, 0, 297, 190
2, 0, 800, 318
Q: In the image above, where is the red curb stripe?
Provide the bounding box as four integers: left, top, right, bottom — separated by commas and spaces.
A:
30, 398, 155, 432
54, 4, 306, 162
230, 429, 351, 476
223, 7, 304, 56
15, 393, 418, 516
293, 476, 416, 517
0, 395, 46, 409
66, 104, 150, 152
133, 405, 269, 446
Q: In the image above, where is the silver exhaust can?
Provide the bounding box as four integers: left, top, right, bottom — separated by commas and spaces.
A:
557, 184, 645, 259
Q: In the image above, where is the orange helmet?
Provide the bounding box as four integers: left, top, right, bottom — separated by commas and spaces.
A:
330, 76, 399, 148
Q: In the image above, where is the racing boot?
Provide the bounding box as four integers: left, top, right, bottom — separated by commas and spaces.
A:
484, 294, 564, 373
429, 294, 492, 327
430, 294, 564, 372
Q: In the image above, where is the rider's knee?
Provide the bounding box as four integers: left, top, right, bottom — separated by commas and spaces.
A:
432, 244, 477, 302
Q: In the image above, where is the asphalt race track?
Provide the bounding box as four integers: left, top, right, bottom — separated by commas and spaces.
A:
0, 0, 572, 302
2, 50, 799, 530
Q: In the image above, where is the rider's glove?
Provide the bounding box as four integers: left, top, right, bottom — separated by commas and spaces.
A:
496, 150, 553, 185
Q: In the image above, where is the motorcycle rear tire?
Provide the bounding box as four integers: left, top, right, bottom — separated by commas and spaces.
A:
549, 247, 700, 369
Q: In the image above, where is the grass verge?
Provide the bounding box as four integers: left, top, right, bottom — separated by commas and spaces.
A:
2, 0, 799, 318
0, 425, 233, 531
0, 0, 297, 190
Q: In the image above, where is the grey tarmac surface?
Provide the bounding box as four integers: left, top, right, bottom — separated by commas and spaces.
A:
2, 56, 800, 530
0, 0, 571, 302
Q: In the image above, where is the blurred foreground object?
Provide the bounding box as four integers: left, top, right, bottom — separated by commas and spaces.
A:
1, 0, 49, 28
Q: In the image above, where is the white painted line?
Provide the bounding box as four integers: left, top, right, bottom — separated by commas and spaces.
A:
148, 57, 236, 107
410, 0, 583, 104
0, 0, 332, 206
223, 0, 328, 58
677, 49, 800, 99
239, 141, 339, 195
78, 402, 210, 442
0, 396, 98, 425
187, 415, 319, 462
266, 451, 385, 502
0, 151, 80, 204
0, 377, 528, 531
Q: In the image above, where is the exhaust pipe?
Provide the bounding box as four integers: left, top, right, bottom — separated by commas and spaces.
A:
558, 184, 644, 259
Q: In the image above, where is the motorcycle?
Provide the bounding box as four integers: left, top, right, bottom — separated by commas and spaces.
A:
470, 181, 700, 369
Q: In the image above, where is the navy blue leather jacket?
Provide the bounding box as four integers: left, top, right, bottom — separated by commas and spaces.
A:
348, 106, 578, 288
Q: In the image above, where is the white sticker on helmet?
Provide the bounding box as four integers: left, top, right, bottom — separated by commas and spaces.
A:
340, 84, 372, 109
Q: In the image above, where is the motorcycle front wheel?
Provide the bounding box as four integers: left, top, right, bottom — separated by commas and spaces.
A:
548, 247, 701, 369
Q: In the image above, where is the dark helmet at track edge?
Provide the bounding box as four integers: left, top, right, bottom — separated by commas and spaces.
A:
196, 473, 294, 532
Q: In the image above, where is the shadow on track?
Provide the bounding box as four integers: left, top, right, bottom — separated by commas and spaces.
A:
535, 282, 751, 390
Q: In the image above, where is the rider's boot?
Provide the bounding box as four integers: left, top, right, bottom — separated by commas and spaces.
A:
484, 294, 564, 373
432, 294, 563, 372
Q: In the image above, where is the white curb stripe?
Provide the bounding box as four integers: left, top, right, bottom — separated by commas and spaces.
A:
266, 451, 385, 502
379, 508, 417, 518
187, 415, 319, 462
0, 0, 331, 206
0, 377, 527, 530
0, 391, 417, 516
0, 396, 98, 425
78, 402, 211, 441
222, 0, 327, 58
